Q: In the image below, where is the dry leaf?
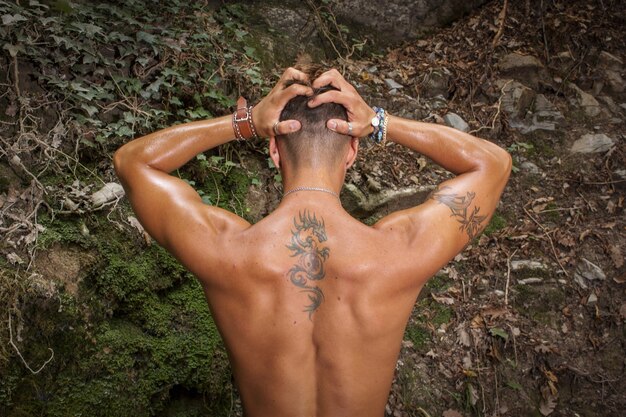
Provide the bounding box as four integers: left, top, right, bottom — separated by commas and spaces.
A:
539, 384, 558, 416
608, 245, 623, 268
443, 410, 464, 417
432, 294, 455, 305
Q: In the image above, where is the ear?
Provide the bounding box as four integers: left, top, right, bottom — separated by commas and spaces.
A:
269, 136, 281, 169
344, 137, 359, 169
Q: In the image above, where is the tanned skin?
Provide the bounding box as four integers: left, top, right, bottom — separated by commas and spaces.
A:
114, 68, 511, 417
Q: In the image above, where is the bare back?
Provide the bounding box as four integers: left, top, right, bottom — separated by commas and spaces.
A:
197, 199, 425, 417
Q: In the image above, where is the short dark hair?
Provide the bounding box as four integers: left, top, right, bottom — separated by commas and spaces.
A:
277, 66, 349, 169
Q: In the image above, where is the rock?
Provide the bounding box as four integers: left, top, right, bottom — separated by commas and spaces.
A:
575, 258, 607, 281
518, 277, 544, 285
587, 292, 598, 305
598, 51, 623, 72
511, 260, 547, 271
511, 94, 564, 134
333, 0, 490, 43
366, 176, 382, 192
568, 83, 601, 117
592, 51, 625, 95
570, 133, 615, 154
497, 79, 536, 121
597, 95, 622, 115
498, 53, 547, 89
91, 182, 125, 207
421, 68, 451, 97
385, 78, 403, 90
520, 161, 541, 175
341, 183, 434, 217
443, 112, 469, 132
428, 94, 448, 110
604, 70, 625, 93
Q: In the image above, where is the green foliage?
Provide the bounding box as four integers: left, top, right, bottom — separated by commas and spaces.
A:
2, 213, 229, 415
405, 323, 430, 349
0, 0, 266, 152
484, 211, 507, 236
404, 298, 453, 350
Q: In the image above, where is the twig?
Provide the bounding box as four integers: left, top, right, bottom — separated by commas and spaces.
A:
523, 207, 569, 276
416, 407, 433, 417
505, 248, 518, 306
8, 312, 54, 374
469, 80, 510, 135
491, 0, 509, 49
540, 0, 550, 62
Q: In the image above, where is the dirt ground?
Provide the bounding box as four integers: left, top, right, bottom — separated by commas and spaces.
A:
344, 1, 626, 416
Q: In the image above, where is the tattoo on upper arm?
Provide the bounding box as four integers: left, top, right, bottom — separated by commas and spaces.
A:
430, 186, 487, 240
286, 210, 329, 319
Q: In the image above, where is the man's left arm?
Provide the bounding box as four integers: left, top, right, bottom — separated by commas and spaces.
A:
113, 67, 312, 274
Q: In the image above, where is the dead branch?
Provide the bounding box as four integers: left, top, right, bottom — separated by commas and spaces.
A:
8, 311, 54, 374
491, 0, 509, 49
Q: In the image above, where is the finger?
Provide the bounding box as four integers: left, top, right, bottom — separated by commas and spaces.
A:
312, 69, 348, 90
281, 67, 309, 83
326, 119, 351, 135
274, 120, 302, 136
281, 83, 314, 100
307, 89, 350, 108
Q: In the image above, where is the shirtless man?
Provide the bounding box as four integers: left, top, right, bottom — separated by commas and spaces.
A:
114, 67, 511, 416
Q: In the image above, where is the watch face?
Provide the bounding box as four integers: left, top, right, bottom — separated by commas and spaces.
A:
371, 116, 380, 127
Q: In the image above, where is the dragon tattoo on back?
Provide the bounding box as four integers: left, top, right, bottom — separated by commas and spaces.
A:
286, 210, 330, 319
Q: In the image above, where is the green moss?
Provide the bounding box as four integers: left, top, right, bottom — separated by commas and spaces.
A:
405, 323, 430, 349
484, 211, 507, 236
425, 273, 450, 292
431, 304, 453, 326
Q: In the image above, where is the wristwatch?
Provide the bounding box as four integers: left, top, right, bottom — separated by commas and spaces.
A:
371, 113, 381, 129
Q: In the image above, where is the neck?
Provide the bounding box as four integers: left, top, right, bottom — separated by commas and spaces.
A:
281, 168, 344, 200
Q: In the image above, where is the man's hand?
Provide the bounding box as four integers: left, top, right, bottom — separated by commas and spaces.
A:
252, 67, 314, 137
307, 69, 376, 138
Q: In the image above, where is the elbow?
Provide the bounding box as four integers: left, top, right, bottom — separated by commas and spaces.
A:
113, 144, 134, 181
479, 145, 512, 183
493, 147, 512, 184
112, 147, 125, 178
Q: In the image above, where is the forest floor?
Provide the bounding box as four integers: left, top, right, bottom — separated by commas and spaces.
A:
357, 2, 626, 417
1, 0, 624, 416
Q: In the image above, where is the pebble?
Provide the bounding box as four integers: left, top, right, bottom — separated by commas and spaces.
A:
587, 292, 598, 305
443, 112, 470, 132
511, 260, 547, 271
520, 161, 541, 174
570, 133, 615, 154
385, 78, 404, 89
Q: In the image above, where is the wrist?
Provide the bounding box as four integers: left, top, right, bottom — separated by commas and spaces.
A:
368, 107, 388, 144
232, 96, 259, 140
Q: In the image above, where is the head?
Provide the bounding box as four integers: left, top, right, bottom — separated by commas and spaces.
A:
269, 65, 358, 179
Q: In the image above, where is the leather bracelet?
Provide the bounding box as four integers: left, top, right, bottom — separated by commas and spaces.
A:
232, 96, 259, 140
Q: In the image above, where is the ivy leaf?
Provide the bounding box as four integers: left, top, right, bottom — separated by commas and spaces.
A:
243, 46, 256, 58
81, 103, 99, 117
137, 31, 157, 45
489, 327, 509, 341
71, 22, 104, 37
3, 43, 20, 57
2, 14, 28, 26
